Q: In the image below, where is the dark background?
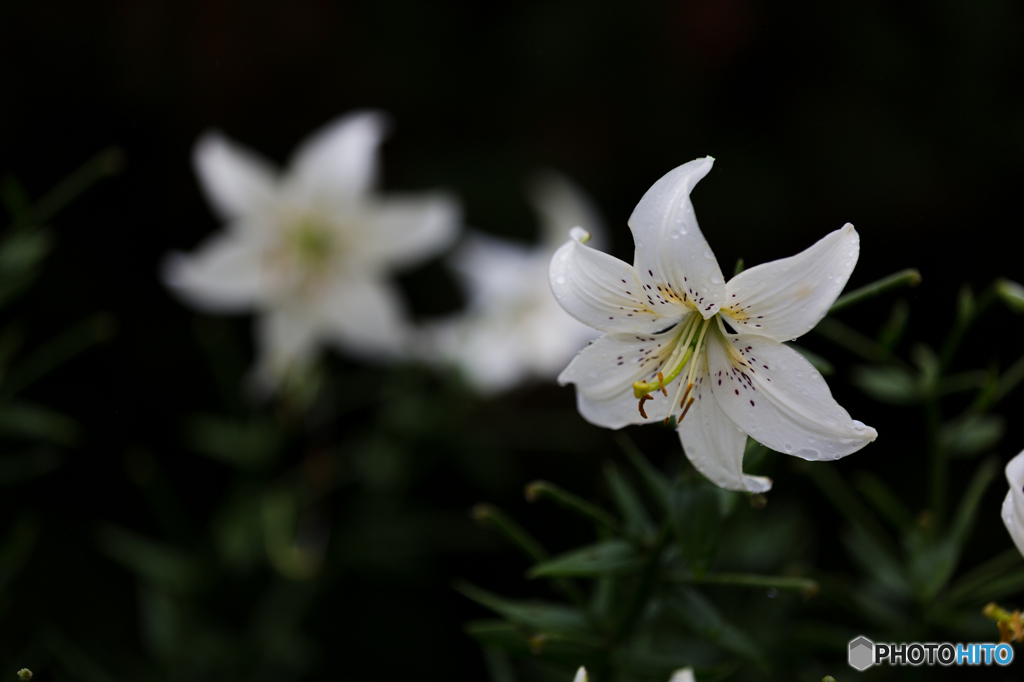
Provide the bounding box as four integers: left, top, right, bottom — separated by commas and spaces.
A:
1, 1, 1024, 680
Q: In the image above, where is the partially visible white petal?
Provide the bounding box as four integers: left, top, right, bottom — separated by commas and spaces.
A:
679, 367, 772, 493
559, 326, 685, 428
550, 231, 680, 335
628, 157, 725, 319
724, 224, 860, 342
313, 276, 410, 358
254, 307, 319, 386
668, 669, 696, 682
162, 234, 266, 312
573, 667, 588, 682
449, 232, 542, 307
289, 110, 389, 199
707, 330, 877, 461
356, 193, 460, 270
528, 170, 605, 251
193, 132, 278, 222
1002, 450, 1024, 557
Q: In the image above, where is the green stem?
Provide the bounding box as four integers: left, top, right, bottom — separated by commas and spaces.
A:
525, 481, 623, 535
613, 521, 670, 643
471, 504, 590, 612
1, 313, 113, 398
812, 317, 894, 365
17, 147, 124, 228
828, 268, 921, 314
925, 394, 944, 527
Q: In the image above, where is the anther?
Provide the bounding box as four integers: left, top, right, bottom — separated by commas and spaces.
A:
638, 393, 654, 419
678, 396, 696, 422
656, 372, 668, 396
680, 382, 693, 408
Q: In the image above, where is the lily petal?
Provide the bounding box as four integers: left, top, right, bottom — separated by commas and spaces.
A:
558, 325, 684, 428
550, 230, 680, 335
255, 307, 319, 385
723, 224, 860, 342
358, 193, 460, 270
528, 170, 605, 251
289, 110, 389, 199
707, 330, 877, 461
628, 157, 725, 319
314, 276, 409, 358
679, 368, 773, 493
162, 234, 266, 312
1002, 450, 1024, 557
668, 669, 696, 682
573, 668, 588, 682
193, 132, 277, 222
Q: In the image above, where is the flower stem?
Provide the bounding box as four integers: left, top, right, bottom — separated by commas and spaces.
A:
828, 268, 921, 314
15, 147, 124, 228
471, 503, 590, 611
613, 521, 671, 643
525, 481, 623, 535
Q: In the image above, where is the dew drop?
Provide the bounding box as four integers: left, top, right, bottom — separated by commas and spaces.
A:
703, 247, 715, 259
710, 274, 723, 284
556, 275, 566, 284
670, 230, 681, 239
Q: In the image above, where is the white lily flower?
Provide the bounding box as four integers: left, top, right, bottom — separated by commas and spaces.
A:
550, 157, 877, 492
571, 666, 694, 682
163, 111, 459, 388
1001, 450, 1024, 557
426, 172, 603, 394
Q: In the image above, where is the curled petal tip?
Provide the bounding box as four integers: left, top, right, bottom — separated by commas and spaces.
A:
569, 226, 591, 244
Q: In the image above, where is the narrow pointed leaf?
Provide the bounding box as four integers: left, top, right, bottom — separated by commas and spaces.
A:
528, 539, 644, 578
454, 580, 595, 635
669, 479, 723, 577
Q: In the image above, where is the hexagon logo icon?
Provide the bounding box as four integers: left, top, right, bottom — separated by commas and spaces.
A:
848, 636, 874, 671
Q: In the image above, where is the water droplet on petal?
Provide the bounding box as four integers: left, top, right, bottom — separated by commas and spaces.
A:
710, 274, 723, 284
703, 247, 715, 259
556, 275, 566, 284
670, 230, 681, 239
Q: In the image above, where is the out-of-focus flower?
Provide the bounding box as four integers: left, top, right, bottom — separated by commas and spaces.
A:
550, 157, 876, 492
572, 666, 694, 682
1002, 450, 1024, 556
424, 172, 603, 394
163, 111, 459, 389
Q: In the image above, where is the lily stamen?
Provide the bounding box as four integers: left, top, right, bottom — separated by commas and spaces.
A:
656, 372, 668, 396
638, 393, 654, 419
678, 396, 696, 422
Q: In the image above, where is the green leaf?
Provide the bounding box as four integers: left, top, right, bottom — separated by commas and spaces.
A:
664, 587, 765, 665
852, 471, 913, 531
616, 433, 670, 509
940, 415, 1004, 458
0, 447, 63, 485
0, 515, 39, 593
1, 175, 30, 218
455, 581, 596, 635
669, 479, 723, 577
96, 525, 202, 591
0, 401, 78, 445
996, 278, 1024, 314
184, 415, 284, 469
842, 526, 911, 597
849, 365, 919, 405
948, 457, 999, 549
878, 299, 909, 350
604, 462, 655, 540
528, 539, 644, 579
907, 536, 959, 602
464, 620, 605, 666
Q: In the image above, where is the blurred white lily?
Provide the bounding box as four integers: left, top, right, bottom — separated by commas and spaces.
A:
426, 172, 603, 394
550, 157, 876, 492
163, 111, 459, 388
1002, 450, 1024, 556
573, 666, 694, 682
